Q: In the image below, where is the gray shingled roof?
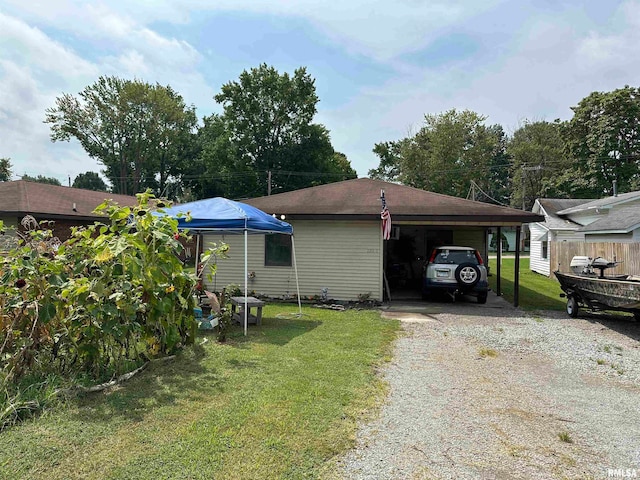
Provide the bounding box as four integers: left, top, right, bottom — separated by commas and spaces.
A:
245, 178, 544, 224
579, 206, 640, 233
0, 180, 138, 220
537, 198, 594, 230
556, 190, 640, 215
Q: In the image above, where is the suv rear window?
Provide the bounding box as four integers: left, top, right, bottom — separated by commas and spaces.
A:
432, 249, 479, 265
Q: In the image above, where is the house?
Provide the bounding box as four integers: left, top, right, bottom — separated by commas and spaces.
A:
530, 191, 640, 276
201, 178, 543, 303
0, 180, 138, 249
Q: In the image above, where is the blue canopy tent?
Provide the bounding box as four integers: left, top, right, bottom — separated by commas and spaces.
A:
161, 197, 300, 335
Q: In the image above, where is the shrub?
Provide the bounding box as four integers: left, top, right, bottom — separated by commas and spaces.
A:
0, 192, 227, 386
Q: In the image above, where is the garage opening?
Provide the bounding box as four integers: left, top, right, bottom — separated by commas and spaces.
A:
384, 226, 453, 300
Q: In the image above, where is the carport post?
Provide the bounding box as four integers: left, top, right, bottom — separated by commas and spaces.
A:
514, 226, 521, 307
496, 227, 502, 296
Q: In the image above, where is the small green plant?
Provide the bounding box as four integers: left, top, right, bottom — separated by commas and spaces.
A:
479, 347, 498, 358
611, 363, 624, 375
603, 345, 612, 354
357, 292, 372, 302
558, 431, 573, 443
224, 283, 243, 297
534, 316, 544, 323
596, 359, 607, 365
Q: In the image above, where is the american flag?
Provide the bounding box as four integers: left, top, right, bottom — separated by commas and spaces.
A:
381, 190, 391, 240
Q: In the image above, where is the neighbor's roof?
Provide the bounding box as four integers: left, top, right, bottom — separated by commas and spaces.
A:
579, 206, 640, 234
537, 198, 594, 230
244, 178, 543, 224
0, 180, 138, 220
556, 190, 640, 215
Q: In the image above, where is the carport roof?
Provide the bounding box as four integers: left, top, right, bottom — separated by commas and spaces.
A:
244, 178, 544, 225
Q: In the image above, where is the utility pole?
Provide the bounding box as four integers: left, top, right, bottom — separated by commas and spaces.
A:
267, 170, 272, 196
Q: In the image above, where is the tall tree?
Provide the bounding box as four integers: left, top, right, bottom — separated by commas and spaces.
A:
21, 174, 62, 186
370, 109, 503, 198
72, 171, 108, 191
507, 120, 572, 210
45, 76, 197, 195
211, 64, 354, 197
368, 141, 403, 182
561, 85, 640, 196
0, 158, 12, 182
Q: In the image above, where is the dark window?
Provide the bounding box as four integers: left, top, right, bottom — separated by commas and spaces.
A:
542, 241, 548, 260
265, 234, 292, 266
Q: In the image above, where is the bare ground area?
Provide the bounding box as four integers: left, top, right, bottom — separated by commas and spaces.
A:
336, 296, 640, 480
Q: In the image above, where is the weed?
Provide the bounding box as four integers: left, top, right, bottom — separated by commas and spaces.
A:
603, 345, 612, 354
596, 359, 607, 365
534, 316, 544, 323
479, 347, 498, 358
558, 431, 573, 443
611, 363, 624, 375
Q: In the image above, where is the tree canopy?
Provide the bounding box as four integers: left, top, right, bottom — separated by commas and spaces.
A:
0, 158, 12, 182
507, 121, 571, 210
369, 109, 507, 200
45, 76, 197, 196
72, 171, 108, 191
560, 85, 640, 196
21, 174, 61, 186
209, 64, 355, 196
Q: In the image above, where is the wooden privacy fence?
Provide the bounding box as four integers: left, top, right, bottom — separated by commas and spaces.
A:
552, 242, 640, 276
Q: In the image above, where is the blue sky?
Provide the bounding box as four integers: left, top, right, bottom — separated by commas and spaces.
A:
1, 0, 639, 186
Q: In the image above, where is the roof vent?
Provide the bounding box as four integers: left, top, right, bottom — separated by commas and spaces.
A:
72, 203, 77, 212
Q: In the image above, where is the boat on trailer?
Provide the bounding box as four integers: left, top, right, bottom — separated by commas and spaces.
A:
554, 256, 640, 319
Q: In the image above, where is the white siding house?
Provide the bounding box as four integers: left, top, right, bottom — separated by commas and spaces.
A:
531, 192, 640, 276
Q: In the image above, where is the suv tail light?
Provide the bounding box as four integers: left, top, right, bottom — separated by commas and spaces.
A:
475, 251, 484, 265
428, 249, 437, 263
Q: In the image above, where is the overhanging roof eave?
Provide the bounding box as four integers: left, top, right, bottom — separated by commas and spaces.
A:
283, 213, 544, 224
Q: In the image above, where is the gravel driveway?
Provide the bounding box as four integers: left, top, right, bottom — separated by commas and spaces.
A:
336, 295, 640, 480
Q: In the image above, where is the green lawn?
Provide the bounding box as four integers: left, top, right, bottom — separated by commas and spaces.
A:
489, 257, 565, 311
0, 305, 399, 480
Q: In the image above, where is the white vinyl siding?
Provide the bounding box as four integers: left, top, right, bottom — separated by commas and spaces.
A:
529, 223, 550, 276
556, 230, 584, 242
202, 220, 383, 301
585, 233, 634, 243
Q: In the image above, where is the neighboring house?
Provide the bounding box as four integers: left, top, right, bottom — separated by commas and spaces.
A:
530, 191, 640, 276
0, 180, 138, 249
201, 178, 542, 302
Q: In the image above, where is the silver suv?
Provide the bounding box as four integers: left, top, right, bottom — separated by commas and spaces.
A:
422, 246, 488, 304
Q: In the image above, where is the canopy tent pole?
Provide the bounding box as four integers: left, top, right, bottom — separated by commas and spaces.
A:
291, 236, 302, 316
195, 233, 201, 275
244, 228, 248, 336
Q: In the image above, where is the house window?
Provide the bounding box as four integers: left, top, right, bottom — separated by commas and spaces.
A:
265, 234, 292, 266
541, 240, 548, 260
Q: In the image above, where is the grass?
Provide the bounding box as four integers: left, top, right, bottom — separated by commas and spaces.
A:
488, 257, 565, 311
478, 347, 499, 358
557, 431, 574, 443
0, 305, 399, 480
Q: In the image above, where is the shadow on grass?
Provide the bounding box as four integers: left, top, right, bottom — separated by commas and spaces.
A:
227, 316, 322, 348
489, 275, 565, 311
72, 342, 219, 424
